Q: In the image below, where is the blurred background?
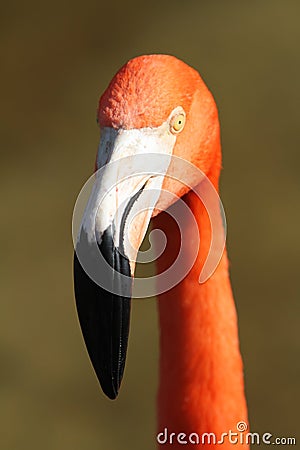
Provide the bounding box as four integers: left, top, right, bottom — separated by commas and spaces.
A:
1, 0, 299, 448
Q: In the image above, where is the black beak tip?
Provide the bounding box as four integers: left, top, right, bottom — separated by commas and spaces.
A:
103, 380, 119, 400
106, 390, 118, 401
73, 228, 132, 400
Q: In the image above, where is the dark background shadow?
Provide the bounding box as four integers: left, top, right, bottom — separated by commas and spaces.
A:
1, 1, 299, 448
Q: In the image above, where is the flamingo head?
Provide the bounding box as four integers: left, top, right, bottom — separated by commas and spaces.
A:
74, 55, 220, 399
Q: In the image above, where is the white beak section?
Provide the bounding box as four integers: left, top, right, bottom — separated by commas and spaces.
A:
82, 123, 176, 275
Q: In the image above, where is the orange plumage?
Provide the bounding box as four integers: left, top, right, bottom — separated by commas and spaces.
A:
81, 54, 249, 448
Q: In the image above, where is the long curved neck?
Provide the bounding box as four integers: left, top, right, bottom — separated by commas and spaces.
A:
154, 171, 249, 449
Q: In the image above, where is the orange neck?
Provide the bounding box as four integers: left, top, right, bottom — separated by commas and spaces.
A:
153, 176, 249, 449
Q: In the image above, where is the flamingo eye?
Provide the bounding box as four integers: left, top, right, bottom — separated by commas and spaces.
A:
170, 112, 186, 134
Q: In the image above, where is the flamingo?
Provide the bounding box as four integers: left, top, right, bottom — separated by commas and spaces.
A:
74, 54, 249, 449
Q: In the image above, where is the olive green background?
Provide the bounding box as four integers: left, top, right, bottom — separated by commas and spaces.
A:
1, 1, 299, 449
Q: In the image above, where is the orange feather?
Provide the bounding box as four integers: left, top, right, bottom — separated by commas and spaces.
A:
98, 54, 249, 449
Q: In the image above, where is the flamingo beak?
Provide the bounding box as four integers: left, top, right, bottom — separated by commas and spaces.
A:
74, 126, 175, 399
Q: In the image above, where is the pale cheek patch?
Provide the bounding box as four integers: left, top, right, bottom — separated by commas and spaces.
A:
82, 123, 176, 250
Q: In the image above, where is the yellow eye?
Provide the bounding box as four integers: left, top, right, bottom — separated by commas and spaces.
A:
170, 113, 186, 134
